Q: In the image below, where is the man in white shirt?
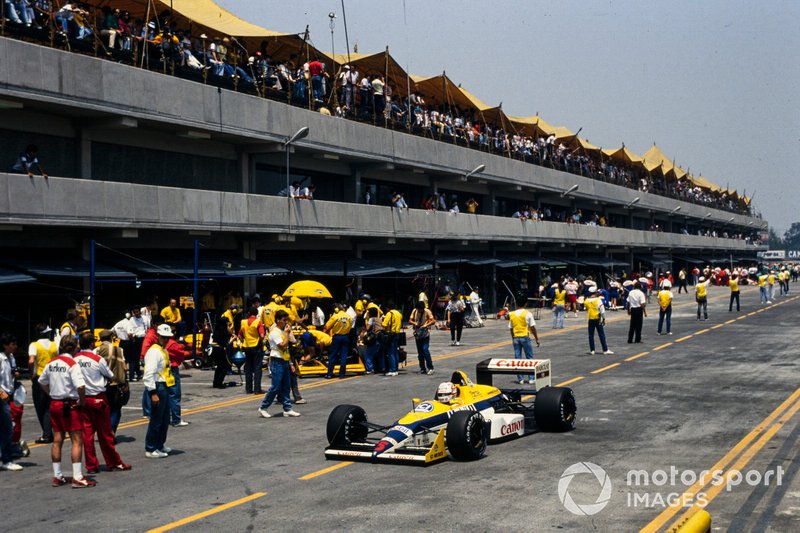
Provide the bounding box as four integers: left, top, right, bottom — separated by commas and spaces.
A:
259, 310, 300, 418
74, 332, 130, 473
38, 336, 94, 488
143, 324, 175, 458
128, 307, 147, 382
0, 333, 23, 471
626, 282, 647, 343
468, 287, 483, 326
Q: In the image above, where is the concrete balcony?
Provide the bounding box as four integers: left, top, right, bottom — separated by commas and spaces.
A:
0, 173, 761, 252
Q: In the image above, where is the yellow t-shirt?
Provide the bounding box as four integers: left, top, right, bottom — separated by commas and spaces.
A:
354, 299, 367, 315
767, 275, 775, 285
553, 289, 566, 306
696, 283, 708, 298
32, 340, 58, 376
240, 317, 263, 348
758, 275, 767, 287
307, 329, 332, 348
367, 302, 383, 317
509, 309, 533, 337
160, 306, 182, 323
658, 290, 673, 309
729, 279, 739, 293
261, 302, 279, 328
325, 311, 352, 336
584, 297, 602, 320
382, 310, 403, 332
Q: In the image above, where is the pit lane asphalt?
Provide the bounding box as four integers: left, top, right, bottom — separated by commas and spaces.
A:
2, 285, 799, 532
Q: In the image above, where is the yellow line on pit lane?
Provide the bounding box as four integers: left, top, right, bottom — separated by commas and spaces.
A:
666, 397, 800, 531
640, 387, 800, 533
590, 363, 620, 374
710, 324, 724, 329
674, 334, 694, 343
557, 376, 585, 387
652, 342, 673, 351
625, 351, 650, 362
299, 461, 353, 480
725, 319, 737, 324
695, 328, 710, 335
148, 492, 267, 533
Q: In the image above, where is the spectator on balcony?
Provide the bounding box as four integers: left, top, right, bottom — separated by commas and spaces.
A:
307, 56, 327, 102
372, 75, 386, 118
12, 144, 48, 178
99, 7, 121, 50
340, 65, 358, 114
3, 0, 23, 25
390, 191, 408, 209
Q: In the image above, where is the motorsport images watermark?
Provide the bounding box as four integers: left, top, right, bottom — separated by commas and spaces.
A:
558, 462, 785, 516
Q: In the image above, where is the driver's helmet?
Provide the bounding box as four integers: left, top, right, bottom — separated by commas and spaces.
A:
435, 382, 457, 403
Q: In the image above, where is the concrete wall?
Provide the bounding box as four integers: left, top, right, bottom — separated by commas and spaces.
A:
0, 37, 763, 231
0, 173, 759, 252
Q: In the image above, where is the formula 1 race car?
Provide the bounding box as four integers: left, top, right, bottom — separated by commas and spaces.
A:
324, 358, 575, 465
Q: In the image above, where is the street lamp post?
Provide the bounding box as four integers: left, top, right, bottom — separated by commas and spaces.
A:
561, 184, 579, 198
464, 164, 485, 180
285, 127, 310, 232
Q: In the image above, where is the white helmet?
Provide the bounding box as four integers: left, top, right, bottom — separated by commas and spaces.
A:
435, 382, 457, 403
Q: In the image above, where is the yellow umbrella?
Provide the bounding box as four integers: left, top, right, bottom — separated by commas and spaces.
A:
283, 280, 333, 299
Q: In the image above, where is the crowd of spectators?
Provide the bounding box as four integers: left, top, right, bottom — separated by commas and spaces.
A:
1, 3, 756, 219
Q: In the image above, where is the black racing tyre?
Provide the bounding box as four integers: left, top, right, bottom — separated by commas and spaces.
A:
534, 387, 576, 432
446, 411, 487, 461
326, 404, 369, 446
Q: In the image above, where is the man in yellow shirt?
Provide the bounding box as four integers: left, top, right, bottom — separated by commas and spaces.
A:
551, 284, 566, 329
508, 301, 542, 382
324, 304, 353, 379
160, 299, 184, 336
238, 306, 266, 394
585, 287, 612, 355
381, 303, 403, 376
28, 324, 57, 444
767, 271, 776, 302
728, 275, 740, 312
758, 272, 769, 304
261, 296, 281, 328
657, 281, 674, 335
695, 276, 711, 321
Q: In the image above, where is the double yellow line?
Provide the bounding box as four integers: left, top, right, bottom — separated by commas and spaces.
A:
641, 387, 800, 532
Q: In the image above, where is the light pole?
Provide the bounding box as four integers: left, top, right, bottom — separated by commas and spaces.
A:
560, 184, 579, 198
285, 126, 310, 203
671, 205, 681, 214
329, 12, 337, 105
624, 196, 640, 208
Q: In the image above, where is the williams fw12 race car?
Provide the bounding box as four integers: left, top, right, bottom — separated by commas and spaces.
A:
324, 358, 575, 465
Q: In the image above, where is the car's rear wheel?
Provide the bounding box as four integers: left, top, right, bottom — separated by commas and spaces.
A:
446, 411, 487, 461
534, 387, 576, 432
326, 404, 368, 446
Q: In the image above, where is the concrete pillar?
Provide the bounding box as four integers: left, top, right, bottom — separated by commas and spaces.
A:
239, 152, 251, 193
79, 128, 91, 180
242, 240, 256, 299
488, 190, 497, 216
352, 169, 362, 204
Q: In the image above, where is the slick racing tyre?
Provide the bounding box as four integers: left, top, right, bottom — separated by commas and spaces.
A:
534, 387, 576, 432
446, 411, 487, 461
326, 404, 369, 446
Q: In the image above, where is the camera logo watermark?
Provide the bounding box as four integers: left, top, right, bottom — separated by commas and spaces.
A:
558, 463, 784, 516
558, 462, 613, 516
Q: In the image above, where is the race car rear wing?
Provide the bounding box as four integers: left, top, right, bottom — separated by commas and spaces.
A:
475, 358, 552, 390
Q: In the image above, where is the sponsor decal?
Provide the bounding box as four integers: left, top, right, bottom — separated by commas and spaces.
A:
414, 401, 434, 413
500, 419, 524, 436
391, 425, 414, 437
329, 450, 370, 457
446, 404, 477, 418
490, 358, 550, 371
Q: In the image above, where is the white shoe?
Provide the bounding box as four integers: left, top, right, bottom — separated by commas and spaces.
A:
294, 399, 307, 404
517, 380, 525, 384
455, 341, 460, 346
603, 350, 614, 355
388, 371, 398, 376
527, 379, 535, 384
451, 341, 456, 346
1, 462, 23, 471
145, 450, 168, 459
427, 369, 435, 375
160, 446, 172, 454
258, 409, 271, 418
283, 410, 301, 417
588, 351, 595, 355
172, 420, 190, 427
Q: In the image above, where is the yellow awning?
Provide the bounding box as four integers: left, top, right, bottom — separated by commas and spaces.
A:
506, 115, 555, 138
641, 144, 674, 174
602, 146, 643, 165
409, 73, 476, 110
323, 50, 410, 95
458, 86, 506, 126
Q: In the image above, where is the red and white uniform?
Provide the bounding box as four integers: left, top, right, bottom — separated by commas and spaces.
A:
38, 355, 85, 433
73, 350, 123, 470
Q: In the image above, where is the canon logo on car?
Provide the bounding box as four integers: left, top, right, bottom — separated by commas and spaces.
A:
500, 419, 525, 436
492, 359, 541, 368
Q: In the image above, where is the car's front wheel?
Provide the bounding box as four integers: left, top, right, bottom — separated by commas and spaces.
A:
446, 411, 487, 461
326, 404, 369, 446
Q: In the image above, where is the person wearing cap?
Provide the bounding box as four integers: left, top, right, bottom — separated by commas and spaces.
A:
143, 324, 176, 458
140, 315, 164, 418
695, 276, 711, 321
626, 282, 647, 343
221, 303, 242, 334
261, 295, 282, 329
38, 336, 95, 488
585, 287, 612, 355
74, 332, 131, 474
728, 273, 741, 312
341, 64, 359, 114
28, 323, 57, 444
657, 281, 674, 335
